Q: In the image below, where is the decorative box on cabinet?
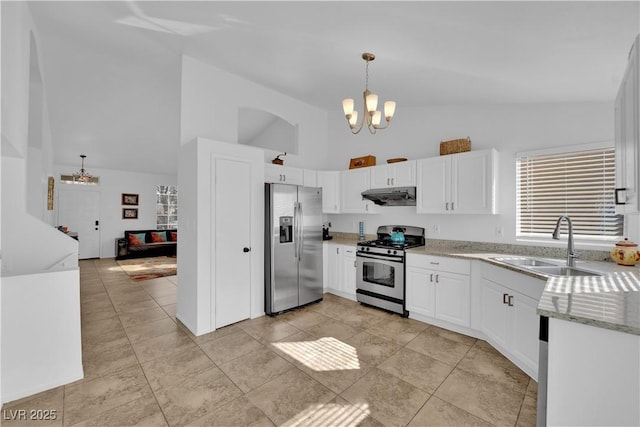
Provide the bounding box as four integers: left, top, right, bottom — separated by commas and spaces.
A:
417, 149, 498, 214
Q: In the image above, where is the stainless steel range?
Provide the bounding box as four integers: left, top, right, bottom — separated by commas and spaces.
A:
356, 225, 425, 316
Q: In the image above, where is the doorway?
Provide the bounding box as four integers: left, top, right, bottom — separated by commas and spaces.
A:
58, 189, 101, 259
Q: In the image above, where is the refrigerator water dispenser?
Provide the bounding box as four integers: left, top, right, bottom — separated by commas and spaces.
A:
279, 216, 293, 243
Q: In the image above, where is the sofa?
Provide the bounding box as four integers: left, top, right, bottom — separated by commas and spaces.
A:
116, 229, 177, 260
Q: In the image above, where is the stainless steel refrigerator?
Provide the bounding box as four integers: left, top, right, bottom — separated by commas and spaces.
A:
265, 183, 323, 314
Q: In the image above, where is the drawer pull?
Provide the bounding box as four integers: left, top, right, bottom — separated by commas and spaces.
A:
503, 293, 509, 304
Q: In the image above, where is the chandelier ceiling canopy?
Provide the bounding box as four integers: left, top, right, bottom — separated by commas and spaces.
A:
342, 52, 396, 135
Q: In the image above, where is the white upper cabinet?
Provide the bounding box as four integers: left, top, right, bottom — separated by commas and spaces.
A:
615, 35, 639, 213
341, 168, 379, 214
417, 149, 498, 214
264, 164, 304, 185
317, 171, 341, 213
303, 169, 318, 187
370, 161, 417, 188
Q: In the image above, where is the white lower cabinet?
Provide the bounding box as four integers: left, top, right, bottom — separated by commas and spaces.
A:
406, 255, 470, 328
324, 244, 357, 300
480, 263, 545, 379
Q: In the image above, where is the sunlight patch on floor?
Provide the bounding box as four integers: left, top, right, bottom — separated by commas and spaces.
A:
271, 337, 360, 371
283, 402, 370, 427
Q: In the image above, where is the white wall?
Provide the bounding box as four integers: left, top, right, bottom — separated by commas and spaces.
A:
325, 102, 633, 248
54, 166, 177, 258
180, 55, 329, 170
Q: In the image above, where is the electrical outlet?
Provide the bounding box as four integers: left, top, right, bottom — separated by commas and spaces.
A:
496, 226, 504, 237
433, 225, 440, 234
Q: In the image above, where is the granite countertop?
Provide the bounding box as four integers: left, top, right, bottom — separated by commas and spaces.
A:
325, 234, 640, 336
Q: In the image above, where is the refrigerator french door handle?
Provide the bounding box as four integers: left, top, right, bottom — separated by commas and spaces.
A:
293, 202, 299, 260
298, 202, 304, 261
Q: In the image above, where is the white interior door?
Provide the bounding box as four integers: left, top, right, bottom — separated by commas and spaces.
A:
214, 157, 252, 328
58, 189, 101, 259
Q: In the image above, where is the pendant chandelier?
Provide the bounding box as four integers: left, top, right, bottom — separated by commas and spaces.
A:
342, 52, 396, 135
61, 154, 99, 185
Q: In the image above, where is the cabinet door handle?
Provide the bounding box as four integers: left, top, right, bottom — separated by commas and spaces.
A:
365, 204, 369, 211
337, 248, 340, 254
435, 274, 439, 283
508, 295, 514, 307
429, 262, 440, 265
354, 260, 357, 267
615, 188, 627, 205
430, 273, 433, 282
503, 293, 509, 304
451, 202, 455, 211
283, 174, 286, 181
387, 178, 390, 185
391, 178, 395, 185
445, 202, 449, 211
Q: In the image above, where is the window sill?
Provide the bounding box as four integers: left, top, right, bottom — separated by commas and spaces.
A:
516, 236, 616, 251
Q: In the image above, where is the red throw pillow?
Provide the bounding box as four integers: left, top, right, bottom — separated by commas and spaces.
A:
151, 231, 167, 243
128, 233, 145, 246
170, 232, 177, 242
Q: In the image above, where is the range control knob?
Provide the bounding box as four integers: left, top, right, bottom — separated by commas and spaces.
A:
366, 247, 370, 252
393, 250, 398, 255
387, 249, 392, 254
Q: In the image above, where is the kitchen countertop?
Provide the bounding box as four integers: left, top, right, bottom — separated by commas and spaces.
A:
325, 234, 640, 336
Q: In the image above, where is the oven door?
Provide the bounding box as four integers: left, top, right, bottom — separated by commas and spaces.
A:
356, 252, 404, 300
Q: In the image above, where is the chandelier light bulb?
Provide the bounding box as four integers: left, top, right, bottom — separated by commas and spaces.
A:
384, 101, 396, 120
349, 111, 358, 127
365, 93, 378, 113
342, 98, 354, 116
372, 111, 382, 127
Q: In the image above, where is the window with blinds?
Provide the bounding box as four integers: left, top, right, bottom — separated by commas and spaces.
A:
517, 146, 623, 239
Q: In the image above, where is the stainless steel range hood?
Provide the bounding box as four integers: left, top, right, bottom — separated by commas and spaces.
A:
361, 187, 417, 206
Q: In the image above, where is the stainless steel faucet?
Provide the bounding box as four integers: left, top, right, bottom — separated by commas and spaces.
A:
552, 215, 578, 267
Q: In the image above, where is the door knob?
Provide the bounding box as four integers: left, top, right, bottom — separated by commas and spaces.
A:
243, 247, 251, 253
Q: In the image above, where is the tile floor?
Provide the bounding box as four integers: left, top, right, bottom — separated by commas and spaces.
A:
3, 258, 537, 426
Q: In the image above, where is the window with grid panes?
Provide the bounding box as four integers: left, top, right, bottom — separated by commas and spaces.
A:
156, 185, 178, 229
516, 145, 623, 241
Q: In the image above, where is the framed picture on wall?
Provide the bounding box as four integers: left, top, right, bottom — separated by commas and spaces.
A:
122, 208, 138, 219
122, 193, 139, 206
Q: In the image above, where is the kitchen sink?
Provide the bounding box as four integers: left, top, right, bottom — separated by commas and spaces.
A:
528, 266, 602, 277
490, 257, 603, 277
490, 257, 558, 267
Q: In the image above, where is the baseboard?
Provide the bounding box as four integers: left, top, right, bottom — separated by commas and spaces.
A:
2, 369, 84, 404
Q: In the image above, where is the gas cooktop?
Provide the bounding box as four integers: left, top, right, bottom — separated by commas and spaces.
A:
356, 225, 425, 251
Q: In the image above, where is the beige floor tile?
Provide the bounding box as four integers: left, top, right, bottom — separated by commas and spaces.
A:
377, 347, 453, 394
278, 308, 331, 330
345, 331, 402, 367
407, 396, 493, 427
189, 396, 274, 427
516, 393, 537, 427
68, 393, 167, 427
81, 316, 123, 337
109, 291, 154, 306
80, 306, 118, 323
434, 368, 526, 426
406, 328, 473, 366
161, 303, 177, 319
240, 319, 301, 344
118, 306, 169, 328
81, 299, 115, 314
141, 346, 216, 391
340, 368, 430, 427
332, 308, 387, 330
269, 330, 324, 365
285, 396, 385, 427
219, 346, 295, 393
131, 330, 197, 363
246, 369, 336, 426
365, 316, 429, 345
152, 294, 176, 307
199, 330, 265, 365
82, 328, 128, 353
298, 361, 372, 395
142, 284, 176, 299
82, 340, 139, 380
1, 387, 64, 427
63, 366, 152, 426
456, 341, 530, 392
154, 366, 243, 426
428, 325, 477, 346
124, 317, 178, 343
113, 298, 160, 314
304, 319, 362, 341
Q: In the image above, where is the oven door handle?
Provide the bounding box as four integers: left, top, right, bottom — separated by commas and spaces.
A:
356, 253, 404, 263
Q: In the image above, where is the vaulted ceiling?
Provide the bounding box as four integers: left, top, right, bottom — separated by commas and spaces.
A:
27, 1, 640, 174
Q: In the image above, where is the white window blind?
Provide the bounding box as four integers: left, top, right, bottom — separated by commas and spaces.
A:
156, 185, 178, 230
517, 146, 623, 239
